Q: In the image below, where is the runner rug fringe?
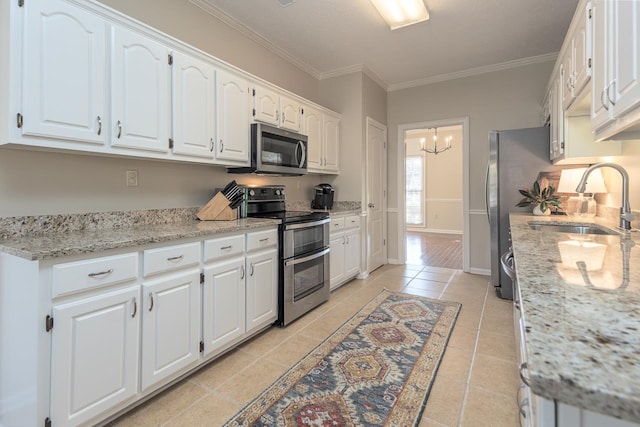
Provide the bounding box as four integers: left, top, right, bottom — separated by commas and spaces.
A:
224, 289, 461, 427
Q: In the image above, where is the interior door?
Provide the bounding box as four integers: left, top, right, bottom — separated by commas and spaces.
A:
366, 117, 387, 273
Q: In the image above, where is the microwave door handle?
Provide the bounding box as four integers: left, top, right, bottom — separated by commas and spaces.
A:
298, 141, 306, 167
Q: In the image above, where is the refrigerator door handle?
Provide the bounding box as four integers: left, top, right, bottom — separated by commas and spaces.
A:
485, 160, 490, 224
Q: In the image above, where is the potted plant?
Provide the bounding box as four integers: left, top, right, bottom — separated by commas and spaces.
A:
516, 181, 563, 215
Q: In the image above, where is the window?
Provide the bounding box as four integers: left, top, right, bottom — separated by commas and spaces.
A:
405, 156, 424, 225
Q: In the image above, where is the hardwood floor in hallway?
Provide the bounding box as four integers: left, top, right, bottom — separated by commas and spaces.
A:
406, 231, 463, 269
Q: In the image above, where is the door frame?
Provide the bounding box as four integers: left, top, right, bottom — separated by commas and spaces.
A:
396, 117, 470, 271
364, 117, 387, 275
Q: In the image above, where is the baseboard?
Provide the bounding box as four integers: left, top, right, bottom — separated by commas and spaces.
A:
387, 259, 404, 264
468, 267, 490, 276
357, 271, 369, 279
406, 228, 462, 235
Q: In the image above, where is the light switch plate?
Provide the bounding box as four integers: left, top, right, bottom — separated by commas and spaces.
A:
126, 170, 138, 187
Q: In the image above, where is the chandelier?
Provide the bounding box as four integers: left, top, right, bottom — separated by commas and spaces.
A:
420, 127, 452, 155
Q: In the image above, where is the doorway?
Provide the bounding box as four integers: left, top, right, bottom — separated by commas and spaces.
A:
397, 118, 470, 271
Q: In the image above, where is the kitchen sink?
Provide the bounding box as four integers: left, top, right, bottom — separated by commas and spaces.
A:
528, 222, 621, 236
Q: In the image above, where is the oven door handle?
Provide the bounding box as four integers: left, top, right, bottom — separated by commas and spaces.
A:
285, 218, 330, 230
284, 247, 330, 267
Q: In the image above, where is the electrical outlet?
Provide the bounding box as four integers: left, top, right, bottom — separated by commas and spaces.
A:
126, 170, 138, 187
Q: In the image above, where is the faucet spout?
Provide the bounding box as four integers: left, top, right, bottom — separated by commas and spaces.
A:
576, 163, 634, 230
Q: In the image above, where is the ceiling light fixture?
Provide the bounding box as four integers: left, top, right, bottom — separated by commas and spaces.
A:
420, 127, 452, 155
369, 0, 429, 30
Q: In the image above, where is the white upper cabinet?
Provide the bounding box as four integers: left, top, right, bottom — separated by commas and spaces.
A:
22, 0, 107, 144
252, 84, 303, 132
216, 69, 250, 163
591, 0, 640, 139
323, 112, 340, 173
110, 26, 171, 153
304, 105, 323, 171
562, 2, 592, 111
171, 51, 217, 158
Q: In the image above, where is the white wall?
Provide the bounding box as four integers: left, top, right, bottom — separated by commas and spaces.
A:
387, 60, 556, 271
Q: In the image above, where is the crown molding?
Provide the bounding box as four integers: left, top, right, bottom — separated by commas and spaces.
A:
189, 0, 320, 79
319, 64, 389, 91
387, 52, 558, 92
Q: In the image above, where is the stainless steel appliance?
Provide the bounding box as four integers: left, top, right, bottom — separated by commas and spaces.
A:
486, 127, 561, 300
228, 123, 308, 176
312, 183, 335, 210
245, 185, 330, 326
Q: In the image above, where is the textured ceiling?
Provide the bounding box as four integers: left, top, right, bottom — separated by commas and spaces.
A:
193, 0, 578, 90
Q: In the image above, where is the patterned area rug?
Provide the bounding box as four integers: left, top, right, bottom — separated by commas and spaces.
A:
224, 290, 461, 427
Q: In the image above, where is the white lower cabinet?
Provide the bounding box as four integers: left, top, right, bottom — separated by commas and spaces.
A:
329, 215, 361, 290
202, 255, 246, 358
51, 285, 140, 427
245, 248, 278, 334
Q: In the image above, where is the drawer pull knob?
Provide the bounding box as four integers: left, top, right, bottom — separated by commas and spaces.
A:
88, 269, 113, 278
167, 255, 184, 262
259, 238, 269, 242
220, 245, 232, 250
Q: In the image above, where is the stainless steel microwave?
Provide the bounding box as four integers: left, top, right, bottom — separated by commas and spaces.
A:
228, 123, 308, 176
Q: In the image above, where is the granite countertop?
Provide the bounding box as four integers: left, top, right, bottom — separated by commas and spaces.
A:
0, 209, 279, 261
509, 213, 640, 423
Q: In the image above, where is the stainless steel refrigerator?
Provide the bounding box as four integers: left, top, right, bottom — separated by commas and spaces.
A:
487, 127, 561, 300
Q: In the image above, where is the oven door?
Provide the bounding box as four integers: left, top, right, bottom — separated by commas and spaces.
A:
282, 247, 330, 326
283, 218, 330, 259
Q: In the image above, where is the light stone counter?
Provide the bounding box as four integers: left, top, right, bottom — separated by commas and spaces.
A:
509, 213, 640, 423
0, 208, 279, 261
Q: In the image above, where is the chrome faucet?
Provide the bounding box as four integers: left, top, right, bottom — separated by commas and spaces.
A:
576, 163, 635, 230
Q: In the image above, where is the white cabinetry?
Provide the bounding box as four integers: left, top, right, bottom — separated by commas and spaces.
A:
591, 0, 640, 140
171, 51, 216, 158
252, 84, 302, 132
562, 2, 592, 111
549, 73, 564, 162
329, 215, 360, 290
216, 70, 250, 164
140, 242, 201, 392
110, 26, 171, 153
51, 285, 140, 427
245, 230, 278, 334
304, 106, 340, 174
21, 0, 107, 145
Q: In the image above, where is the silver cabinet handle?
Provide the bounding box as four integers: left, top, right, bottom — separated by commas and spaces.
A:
608, 80, 616, 106
167, 255, 184, 262
220, 245, 232, 250
240, 265, 245, 279
148, 292, 154, 312
97, 115, 102, 135
131, 297, 137, 318
259, 238, 269, 243
601, 87, 609, 111
210, 138, 214, 152
250, 263, 254, 276
220, 140, 223, 152
368, 202, 375, 208
519, 362, 530, 386
88, 269, 113, 278
117, 120, 122, 139
276, 111, 279, 122
282, 112, 286, 123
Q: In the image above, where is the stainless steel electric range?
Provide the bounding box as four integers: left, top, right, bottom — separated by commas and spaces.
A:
244, 185, 330, 326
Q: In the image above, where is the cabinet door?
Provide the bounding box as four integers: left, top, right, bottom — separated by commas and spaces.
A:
572, 3, 592, 96
561, 55, 574, 110
610, 0, 640, 118
216, 70, 250, 163
253, 85, 280, 126
172, 52, 216, 158
111, 26, 170, 152
323, 114, 340, 173
304, 106, 323, 172
246, 248, 278, 334
141, 270, 201, 392
279, 94, 301, 132
591, 0, 613, 131
22, 0, 106, 144
344, 229, 361, 278
51, 286, 140, 427
202, 256, 246, 357
329, 234, 345, 289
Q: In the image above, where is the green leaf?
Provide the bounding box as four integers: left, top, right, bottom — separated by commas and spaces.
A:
540, 201, 547, 212
533, 180, 541, 196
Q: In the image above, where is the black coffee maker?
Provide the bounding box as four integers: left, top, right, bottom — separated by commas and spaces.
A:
312, 183, 334, 210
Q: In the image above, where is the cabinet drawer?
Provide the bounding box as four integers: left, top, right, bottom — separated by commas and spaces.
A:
246, 229, 278, 252
52, 253, 139, 298
345, 215, 360, 229
203, 234, 245, 262
329, 217, 345, 234
143, 242, 201, 277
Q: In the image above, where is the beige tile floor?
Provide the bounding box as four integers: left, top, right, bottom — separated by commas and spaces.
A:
110, 264, 519, 427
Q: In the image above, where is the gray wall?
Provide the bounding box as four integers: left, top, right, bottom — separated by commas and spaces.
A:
0, 0, 333, 217
387, 60, 556, 271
